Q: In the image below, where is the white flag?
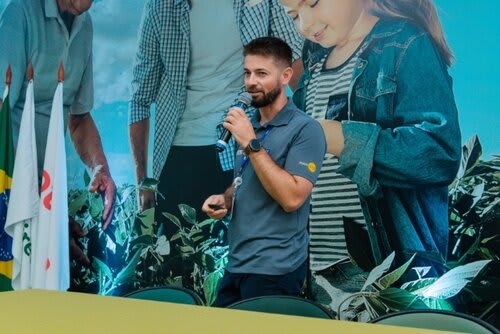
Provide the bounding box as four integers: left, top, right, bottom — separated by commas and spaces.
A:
32, 82, 69, 290
5, 80, 39, 290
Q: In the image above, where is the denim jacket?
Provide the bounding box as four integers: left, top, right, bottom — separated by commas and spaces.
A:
294, 19, 461, 273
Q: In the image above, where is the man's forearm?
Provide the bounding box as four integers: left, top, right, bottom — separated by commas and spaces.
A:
129, 119, 150, 183
249, 150, 312, 213
68, 113, 109, 172
223, 184, 234, 211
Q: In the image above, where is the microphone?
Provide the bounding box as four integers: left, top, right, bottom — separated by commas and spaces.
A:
216, 92, 252, 152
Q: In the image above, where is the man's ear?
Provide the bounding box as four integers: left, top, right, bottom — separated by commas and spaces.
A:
281, 66, 293, 86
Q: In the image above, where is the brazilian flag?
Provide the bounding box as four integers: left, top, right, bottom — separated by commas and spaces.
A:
0, 88, 14, 291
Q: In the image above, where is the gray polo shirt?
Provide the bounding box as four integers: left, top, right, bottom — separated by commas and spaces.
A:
227, 99, 326, 275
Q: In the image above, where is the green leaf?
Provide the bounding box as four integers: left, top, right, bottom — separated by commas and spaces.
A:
162, 212, 182, 229
469, 182, 485, 211
378, 254, 415, 288
201, 253, 217, 272
180, 233, 194, 248
118, 185, 136, 205
411, 266, 432, 279
420, 297, 454, 311
83, 169, 91, 187
88, 192, 104, 219
68, 191, 88, 216
114, 220, 129, 247
179, 245, 195, 254
416, 260, 491, 298
198, 218, 216, 228
191, 235, 205, 244
129, 235, 154, 250
203, 270, 224, 306
480, 197, 500, 217
377, 288, 428, 311
364, 296, 387, 319
456, 135, 482, 179
155, 235, 170, 256
189, 228, 203, 239
178, 204, 197, 225
137, 207, 155, 235
170, 231, 181, 242
362, 252, 395, 291
400, 278, 438, 292
92, 257, 113, 280
114, 249, 142, 286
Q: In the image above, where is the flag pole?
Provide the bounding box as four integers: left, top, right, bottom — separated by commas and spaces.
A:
27, 63, 33, 82
5, 65, 11, 86
2, 65, 11, 103
58, 62, 64, 83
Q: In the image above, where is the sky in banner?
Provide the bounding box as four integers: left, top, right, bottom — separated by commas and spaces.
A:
0, 0, 498, 188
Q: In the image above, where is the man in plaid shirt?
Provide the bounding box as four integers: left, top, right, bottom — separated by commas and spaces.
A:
129, 0, 303, 250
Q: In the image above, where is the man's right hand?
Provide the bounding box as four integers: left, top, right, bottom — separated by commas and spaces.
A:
138, 188, 156, 212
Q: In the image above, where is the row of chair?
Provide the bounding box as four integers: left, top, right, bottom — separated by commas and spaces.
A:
123, 286, 499, 333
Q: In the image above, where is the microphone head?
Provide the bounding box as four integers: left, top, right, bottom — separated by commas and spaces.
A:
238, 92, 252, 106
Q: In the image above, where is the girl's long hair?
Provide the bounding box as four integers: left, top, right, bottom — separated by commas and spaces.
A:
369, 0, 453, 66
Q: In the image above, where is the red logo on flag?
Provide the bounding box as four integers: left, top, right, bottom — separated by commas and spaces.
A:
41, 170, 52, 210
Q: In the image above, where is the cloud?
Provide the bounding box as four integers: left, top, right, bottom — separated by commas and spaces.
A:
90, 0, 144, 107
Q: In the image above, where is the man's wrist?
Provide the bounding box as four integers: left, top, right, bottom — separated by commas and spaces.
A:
244, 138, 261, 156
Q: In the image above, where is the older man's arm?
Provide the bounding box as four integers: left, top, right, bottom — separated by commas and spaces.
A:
68, 112, 116, 230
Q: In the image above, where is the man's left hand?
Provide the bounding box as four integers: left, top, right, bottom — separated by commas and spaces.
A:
88, 166, 116, 230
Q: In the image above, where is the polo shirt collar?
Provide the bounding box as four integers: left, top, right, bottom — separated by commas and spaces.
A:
251, 98, 295, 129
45, 0, 59, 18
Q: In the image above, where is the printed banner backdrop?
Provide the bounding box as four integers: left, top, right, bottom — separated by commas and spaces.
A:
0, 0, 498, 308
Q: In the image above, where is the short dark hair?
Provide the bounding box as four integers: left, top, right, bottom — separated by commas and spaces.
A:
243, 37, 293, 68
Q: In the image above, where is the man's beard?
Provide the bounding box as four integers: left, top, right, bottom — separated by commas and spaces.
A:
249, 85, 282, 108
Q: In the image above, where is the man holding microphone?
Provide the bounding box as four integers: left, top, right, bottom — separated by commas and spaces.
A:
203, 37, 325, 307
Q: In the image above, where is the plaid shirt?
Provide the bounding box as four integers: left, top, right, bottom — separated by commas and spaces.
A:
129, 0, 304, 179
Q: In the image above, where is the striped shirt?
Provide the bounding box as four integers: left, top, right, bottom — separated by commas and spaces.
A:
306, 51, 366, 271
129, 0, 303, 179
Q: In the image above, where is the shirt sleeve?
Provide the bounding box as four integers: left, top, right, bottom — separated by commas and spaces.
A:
337, 33, 461, 196
268, 0, 304, 62
285, 119, 326, 185
0, 2, 28, 109
128, 0, 163, 125
70, 47, 94, 115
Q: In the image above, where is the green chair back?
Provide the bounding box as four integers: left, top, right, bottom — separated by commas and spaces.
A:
370, 310, 498, 334
124, 286, 203, 305
227, 295, 334, 319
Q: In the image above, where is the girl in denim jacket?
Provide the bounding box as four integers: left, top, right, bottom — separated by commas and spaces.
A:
281, 0, 461, 276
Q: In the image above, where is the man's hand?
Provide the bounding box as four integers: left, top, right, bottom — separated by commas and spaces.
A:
88, 165, 116, 230
138, 188, 156, 212
223, 107, 256, 149
202, 194, 228, 220
68, 113, 116, 229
